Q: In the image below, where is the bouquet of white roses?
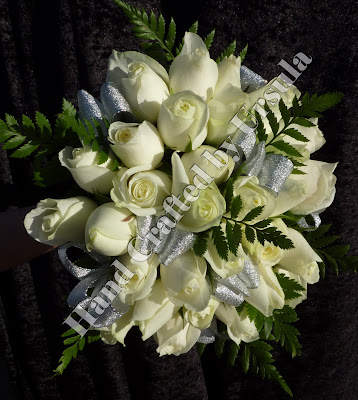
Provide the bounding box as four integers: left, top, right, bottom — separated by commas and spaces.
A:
1, 0, 356, 395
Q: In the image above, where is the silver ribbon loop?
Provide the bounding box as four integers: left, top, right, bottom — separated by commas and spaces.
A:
240, 65, 267, 93
257, 154, 294, 196
58, 243, 129, 328
243, 141, 266, 176
136, 215, 196, 267
298, 212, 322, 230
211, 259, 260, 307
100, 82, 135, 123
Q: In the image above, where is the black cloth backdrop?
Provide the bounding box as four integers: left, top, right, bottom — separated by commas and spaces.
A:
1, 0, 358, 399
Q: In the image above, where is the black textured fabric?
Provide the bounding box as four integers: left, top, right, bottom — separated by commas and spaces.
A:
1, 0, 358, 399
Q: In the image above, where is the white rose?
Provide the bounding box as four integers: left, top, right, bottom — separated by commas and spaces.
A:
107, 51, 169, 123
85, 202, 136, 256
283, 118, 325, 154
215, 303, 259, 345
289, 160, 337, 215
133, 279, 179, 340
112, 253, 159, 306
277, 227, 321, 284
169, 32, 218, 101
231, 176, 276, 222
154, 313, 201, 356
24, 197, 97, 246
215, 54, 241, 95
178, 183, 226, 233
207, 85, 250, 146
110, 165, 172, 216
99, 307, 135, 346
204, 221, 248, 278
157, 90, 209, 152
184, 297, 220, 329
59, 146, 116, 194
108, 121, 164, 169
275, 268, 308, 308
246, 262, 285, 317
181, 145, 235, 185
160, 251, 210, 312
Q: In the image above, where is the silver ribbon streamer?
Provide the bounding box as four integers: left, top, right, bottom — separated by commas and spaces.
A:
136, 215, 196, 266
58, 243, 129, 328
100, 82, 135, 123
240, 65, 267, 93
212, 259, 260, 307
78, 90, 107, 135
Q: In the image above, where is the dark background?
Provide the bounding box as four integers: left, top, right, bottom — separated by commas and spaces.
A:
1, 0, 358, 399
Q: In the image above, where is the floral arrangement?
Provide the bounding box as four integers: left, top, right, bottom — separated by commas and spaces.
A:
1, 1, 357, 396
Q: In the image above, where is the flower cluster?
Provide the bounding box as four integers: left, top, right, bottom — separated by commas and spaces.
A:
22, 31, 339, 361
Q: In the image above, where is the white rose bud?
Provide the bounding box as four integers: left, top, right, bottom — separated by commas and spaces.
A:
180, 182, 226, 233
179, 183, 226, 233
207, 85, 250, 146
107, 51, 169, 123
215, 54, 241, 95
99, 308, 135, 346
59, 146, 116, 195
184, 297, 220, 330
24, 197, 97, 246
246, 262, 285, 317
215, 303, 259, 345
85, 202, 136, 256
108, 120, 164, 169
110, 165, 172, 216
133, 279, 179, 340
112, 253, 159, 306
158, 90, 209, 152
160, 251, 210, 312
154, 313, 201, 356
169, 32, 218, 101
289, 160, 337, 215
230, 176, 276, 221
181, 145, 235, 185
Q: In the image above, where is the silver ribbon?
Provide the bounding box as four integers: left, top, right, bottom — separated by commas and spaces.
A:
136, 215, 196, 267
58, 243, 129, 328
100, 82, 135, 123
298, 211, 322, 230
212, 259, 260, 307
78, 90, 107, 135
240, 65, 267, 93
197, 319, 218, 344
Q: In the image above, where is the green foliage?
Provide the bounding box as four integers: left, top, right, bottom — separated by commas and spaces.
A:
193, 231, 209, 257
212, 225, 229, 261
240, 341, 293, 397
0, 99, 117, 188
276, 273, 306, 300
304, 224, 358, 278
115, 0, 177, 62
239, 43, 248, 62
197, 343, 206, 357
293, 92, 344, 118
204, 29, 215, 49
54, 329, 101, 376
230, 195, 243, 218
216, 40, 236, 63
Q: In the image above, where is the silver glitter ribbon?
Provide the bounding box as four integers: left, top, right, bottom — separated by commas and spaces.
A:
136, 215, 196, 267
197, 319, 218, 344
240, 65, 267, 93
298, 211, 322, 230
58, 242, 129, 328
77, 84, 136, 139
211, 259, 260, 307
